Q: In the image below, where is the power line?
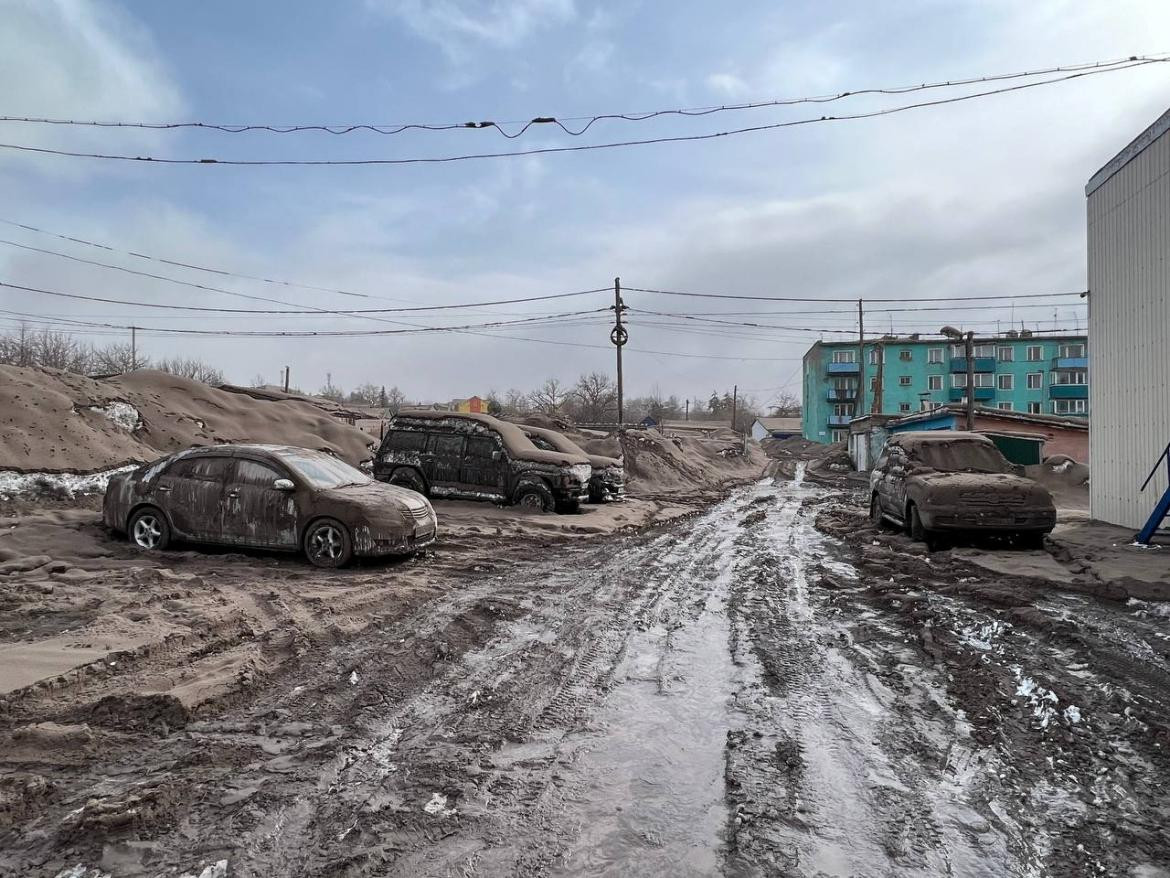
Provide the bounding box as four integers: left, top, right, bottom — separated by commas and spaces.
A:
1, 60, 1163, 167
1, 55, 1157, 137
626, 286, 1087, 304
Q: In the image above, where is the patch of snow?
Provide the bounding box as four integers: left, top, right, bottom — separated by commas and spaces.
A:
88, 402, 141, 432
1127, 598, 1170, 619
959, 619, 1006, 652
0, 465, 136, 501
1052, 460, 1072, 473
822, 560, 859, 580
423, 792, 458, 816
178, 861, 228, 878
1063, 705, 1082, 724
1012, 667, 1061, 728
53, 868, 110, 878
348, 670, 359, 686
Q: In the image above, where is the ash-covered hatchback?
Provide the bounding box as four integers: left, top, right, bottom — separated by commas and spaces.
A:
103, 444, 437, 568
869, 431, 1056, 550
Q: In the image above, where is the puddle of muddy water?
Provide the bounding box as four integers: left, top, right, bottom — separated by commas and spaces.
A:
551, 500, 747, 877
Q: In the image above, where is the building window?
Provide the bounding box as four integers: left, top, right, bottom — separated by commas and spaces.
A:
1054, 399, 1088, 415
956, 372, 994, 389
899, 403, 911, 412
898, 376, 911, 386
997, 346, 1014, 362
1026, 372, 1043, 389
1027, 345, 1043, 361
974, 343, 995, 358
949, 343, 965, 358
997, 402, 1013, 411
830, 429, 848, 442
928, 348, 943, 364
1028, 402, 1042, 414
1059, 343, 1086, 358
831, 350, 856, 364
899, 349, 912, 361
997, 374, 1014, 391
1054, 371, 1087, 385
868, 348, 885, 365
928, 375, 942, 391
953, 373, 967, 388
833, 403, 855, 417
870, 377, 878, 391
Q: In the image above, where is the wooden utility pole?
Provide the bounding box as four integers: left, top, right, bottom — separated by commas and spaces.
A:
856, 300, 866, 419
872, 339, 885, 414
611, 277, 627, 426
685, 399, 690, 421
283, 366, 290, 393
731, 384, 738, 432
130, 326, 137, 371
964, 331, 976, 430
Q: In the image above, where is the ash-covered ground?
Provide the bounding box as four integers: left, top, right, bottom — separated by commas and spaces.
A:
2, 465, 1169, 877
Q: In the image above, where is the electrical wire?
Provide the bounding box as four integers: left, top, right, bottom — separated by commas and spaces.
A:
625, 286, 1087, 304
0, 60, 1162, 166
0, 55, 1158, 137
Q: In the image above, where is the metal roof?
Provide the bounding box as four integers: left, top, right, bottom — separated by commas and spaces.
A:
1086, 106, 1170, 196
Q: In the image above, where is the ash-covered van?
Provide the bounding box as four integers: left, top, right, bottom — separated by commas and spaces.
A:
375, 410, 591, 513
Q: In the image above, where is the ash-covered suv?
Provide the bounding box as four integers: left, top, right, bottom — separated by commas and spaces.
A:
869, 431, 1056, 549
374, 410, 591, 513
520, 424, 624, 503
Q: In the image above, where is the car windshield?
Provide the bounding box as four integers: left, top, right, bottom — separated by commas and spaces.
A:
908, 441, 1010, 474
275, 450, 372, 489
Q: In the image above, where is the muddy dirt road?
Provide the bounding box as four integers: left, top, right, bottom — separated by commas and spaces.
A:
4, 471, 1170, 877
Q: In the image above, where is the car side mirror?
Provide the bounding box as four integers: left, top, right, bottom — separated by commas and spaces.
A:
273, 478, 295, 491
1010, 463, 1025, 477
492, 451, 503, 462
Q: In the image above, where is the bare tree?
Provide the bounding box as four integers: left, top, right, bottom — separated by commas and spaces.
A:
318, 380, 345, 403
768, 392, 802, 418
503, 387, 531, 415
90, 342, 148, 375
385, 385, 407, 415
529, 378, 568, 414
571, 372, 617, 422
348, 383, 381, 406
0, 323, 37, 367
156, 357, 224, 385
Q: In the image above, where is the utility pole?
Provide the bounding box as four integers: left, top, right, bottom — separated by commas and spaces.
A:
611, 277, 628, 427
856, 299, 866, 420
872, 339, 885, 414
130, 326, 137, 371
283, 366, 290, 393
685, 399, 689, 421
964, 331, 975, 430
731, 384, 738, 432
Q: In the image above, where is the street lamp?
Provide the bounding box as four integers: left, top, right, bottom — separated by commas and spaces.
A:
940, 326, 976, 431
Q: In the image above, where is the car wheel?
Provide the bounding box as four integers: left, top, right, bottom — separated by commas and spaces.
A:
1018, 532, 1047, 551
128, 507, 170, 552
390, 468, 428, 496
870, 493, 886, 528
515, 482, 554, 513
588, 482, 606, 504
555, 498, 581, 515
304, 518, 353, 568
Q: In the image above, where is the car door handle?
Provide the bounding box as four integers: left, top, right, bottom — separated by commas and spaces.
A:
157, 485, 171, 493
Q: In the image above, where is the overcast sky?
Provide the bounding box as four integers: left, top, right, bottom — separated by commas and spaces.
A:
0, 0, 1167, 409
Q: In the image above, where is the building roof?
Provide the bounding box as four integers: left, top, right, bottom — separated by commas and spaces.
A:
890, 403, 1088, 432
889, 430, 994, 446
1086, 106, 1170, 197
806, 331, 1088, 352
754, 417, 802, 432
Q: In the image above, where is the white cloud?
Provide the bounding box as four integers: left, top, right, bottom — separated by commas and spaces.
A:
705, 73, 750, 99
368, 0, 576, 61
0, 0, 184, 171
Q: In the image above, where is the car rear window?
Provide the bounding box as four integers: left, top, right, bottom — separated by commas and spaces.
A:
430, 435, 464, 457
386, 431, 427, 453
466, 436, 497, 459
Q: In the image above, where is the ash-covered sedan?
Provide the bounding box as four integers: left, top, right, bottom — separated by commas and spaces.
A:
103, 444, 437, 568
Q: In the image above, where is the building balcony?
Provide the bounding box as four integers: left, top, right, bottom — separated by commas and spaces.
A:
1049, 384, 1088, 400
827, 415, 854, 426
1052, 356, 1088, 370
949, 356, 997, 373
948, 387, 994, 402
827, 362, 859, 375
827, 388, 857, 401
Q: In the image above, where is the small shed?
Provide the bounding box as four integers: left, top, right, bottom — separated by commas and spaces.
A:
750, 417, 802, 442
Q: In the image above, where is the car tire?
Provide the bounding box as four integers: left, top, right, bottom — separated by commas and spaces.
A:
515, 482, 554, 513
588, 482, 606, 504
390, 468, 428, 496
1018, 532, 1046, 551
555, 498, 581, 515
870, 493, 886, 529
128, 506, 171, 552
304, 518, 353, 568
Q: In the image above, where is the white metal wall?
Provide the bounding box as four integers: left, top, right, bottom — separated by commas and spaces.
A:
1086, 114, 1170, 530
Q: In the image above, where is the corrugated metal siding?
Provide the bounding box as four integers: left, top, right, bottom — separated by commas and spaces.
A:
1086, 121, 1170, 530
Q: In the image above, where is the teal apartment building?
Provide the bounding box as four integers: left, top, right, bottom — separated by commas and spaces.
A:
801, 333, 1088, 443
